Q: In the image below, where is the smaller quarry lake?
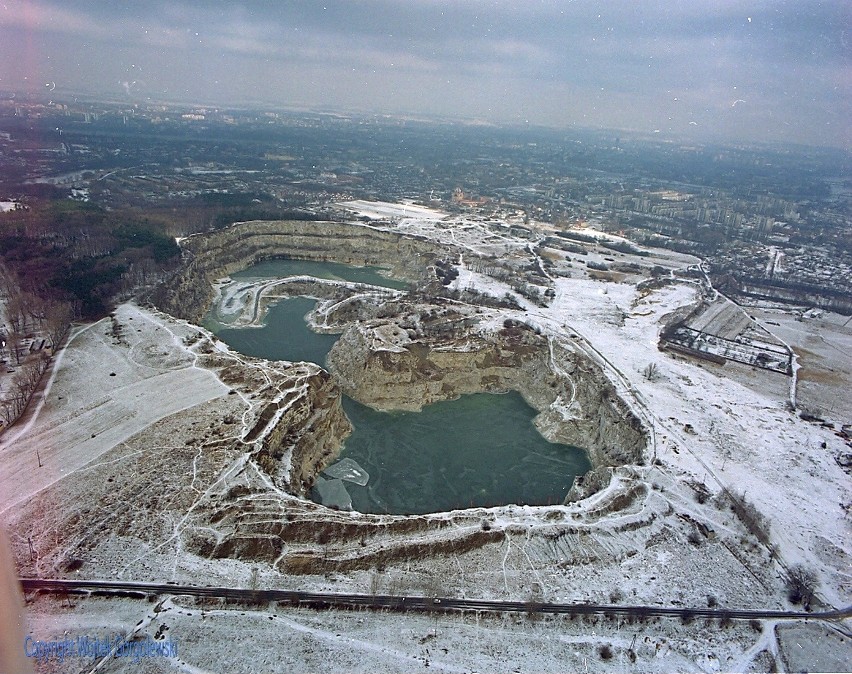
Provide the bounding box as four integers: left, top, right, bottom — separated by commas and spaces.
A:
209, 259, 407, 365
231, 258, 410, 291
209, 259, 591, 514
215, 296, 339, 365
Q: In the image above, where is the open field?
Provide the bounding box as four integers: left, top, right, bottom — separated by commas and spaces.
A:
0, 304, 229, 516
751, 307, 852, 423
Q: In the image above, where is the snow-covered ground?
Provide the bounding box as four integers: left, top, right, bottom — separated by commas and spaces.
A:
750, 305, 852, 422
3, 204, 850, 672
26, 592, 812, 674
0, 304, 229, 516
341, 199, 534, 259
536, 277, 850, 608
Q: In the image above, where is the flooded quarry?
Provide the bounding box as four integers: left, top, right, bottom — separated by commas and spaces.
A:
326, 392, 590, 514
207, 258, 592, 514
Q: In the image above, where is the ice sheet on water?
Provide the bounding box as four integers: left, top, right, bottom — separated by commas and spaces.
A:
322, 458, 370, 486
314, 477, 353, 510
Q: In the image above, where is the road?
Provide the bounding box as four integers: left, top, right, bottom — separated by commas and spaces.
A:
20, 578, 851, 623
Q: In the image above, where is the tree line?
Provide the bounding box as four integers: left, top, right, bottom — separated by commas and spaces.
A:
0, 199, 181, 318
0, 195, 182, 428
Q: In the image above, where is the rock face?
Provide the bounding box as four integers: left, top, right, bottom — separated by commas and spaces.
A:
197, 352, 352, 496
153, 219, 450, 323
154, 219, 647, 507
247, 367, 353, 495
327, 320, 646, 471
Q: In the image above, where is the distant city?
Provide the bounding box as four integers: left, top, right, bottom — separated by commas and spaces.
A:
2, 94, 848, 316
2, 91, 851, 674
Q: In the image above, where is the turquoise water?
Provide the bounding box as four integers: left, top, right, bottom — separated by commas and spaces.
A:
231, 258, 410, 290
208, 259, 591, 514
211, 258, 408, 365
327, 392, 591, 514
215, 296, 339, 365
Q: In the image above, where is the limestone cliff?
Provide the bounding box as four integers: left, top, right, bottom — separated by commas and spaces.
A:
153, 219, 451, 323
199, 351, 352, 495
248, 368, 353, 495
327, 319, 646, 471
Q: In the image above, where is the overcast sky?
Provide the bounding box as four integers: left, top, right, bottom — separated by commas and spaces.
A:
0, 1, 848, 148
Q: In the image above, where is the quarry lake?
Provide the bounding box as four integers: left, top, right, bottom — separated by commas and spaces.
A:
328, 392, 591, 514
230, 258, 410, 290
210, 259, 591, 514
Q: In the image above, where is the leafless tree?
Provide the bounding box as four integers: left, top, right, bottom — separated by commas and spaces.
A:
45, 301, 73, 350
5, 293, 26, 334
7, 331, 24, 365
0, 354, 49, 426
786, 565, 818, 609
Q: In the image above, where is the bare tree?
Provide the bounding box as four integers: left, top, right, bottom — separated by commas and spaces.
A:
0, 262, 19, 302
1, 378, 28, 425
786, 565, 818, 609
369, 570, 382, 595
7, 332, 24, 365
5, 293, 26, 334
23, 292, 48, 328
45, 301, 73, 350
0, 354, 50, 426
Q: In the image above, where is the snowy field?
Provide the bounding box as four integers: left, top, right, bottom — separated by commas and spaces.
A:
26, 592, 821, 674
342, 199, 536, 259
0, 304, 229, 516
750, 306, 852, 422
3, 205, 850, 672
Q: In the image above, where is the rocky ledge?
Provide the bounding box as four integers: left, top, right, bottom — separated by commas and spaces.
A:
152, 219, 452, 323
326, 311, 646, 472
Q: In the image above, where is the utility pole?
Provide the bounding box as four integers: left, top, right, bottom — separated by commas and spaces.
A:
36, 449, 42, 468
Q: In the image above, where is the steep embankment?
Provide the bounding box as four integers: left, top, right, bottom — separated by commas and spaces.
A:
239, 366, 353, 495
327, 320, 646, 470
153, 219, 647, 505
153, 219, 447, 323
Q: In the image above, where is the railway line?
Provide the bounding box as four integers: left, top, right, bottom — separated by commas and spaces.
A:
20, 578, 851, 623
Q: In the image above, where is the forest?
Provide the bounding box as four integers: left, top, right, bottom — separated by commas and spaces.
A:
0, 198, 180, 318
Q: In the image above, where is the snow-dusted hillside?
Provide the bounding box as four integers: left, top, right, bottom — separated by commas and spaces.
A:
3, 203, 849, 673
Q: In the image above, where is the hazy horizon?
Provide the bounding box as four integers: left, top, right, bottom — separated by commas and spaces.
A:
0, 1, 849, 150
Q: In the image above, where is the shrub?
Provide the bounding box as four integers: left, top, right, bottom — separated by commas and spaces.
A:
726, 491, 771, 546
598, 644, 613, 660
643, 362, 659, 381
786, 565, 818, 609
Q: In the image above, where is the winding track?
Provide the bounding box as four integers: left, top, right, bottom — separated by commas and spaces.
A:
20, 578, 851, 623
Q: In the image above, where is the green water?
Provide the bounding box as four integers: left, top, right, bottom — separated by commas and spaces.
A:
215, 296, 339, 365
208, 258, 591, 514
231, 258, 410, 290
211, 258, 408, 365
329, 393, 592, 514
